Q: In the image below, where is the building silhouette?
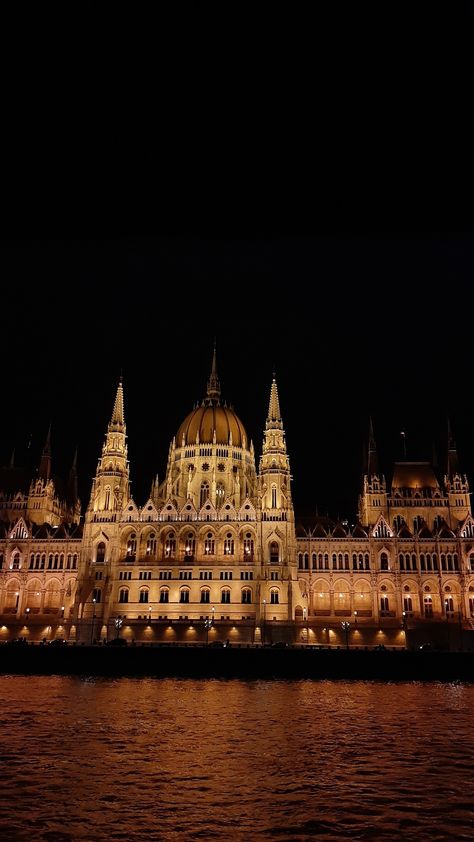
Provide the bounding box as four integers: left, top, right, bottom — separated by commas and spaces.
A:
1, 351, 473, 647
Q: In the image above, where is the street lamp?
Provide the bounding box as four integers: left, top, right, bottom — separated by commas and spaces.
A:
26, 607, 30, 620
148, 605, 152, 625
61, 605, 65, 619
353, 610, 358, 627
91, 598, 96, 644
262, 599, 266, 647
341, 620, 351, 650
114, 617, 123, 639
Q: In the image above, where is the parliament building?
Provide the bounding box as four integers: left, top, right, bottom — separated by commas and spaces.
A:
1, 352, 474, 648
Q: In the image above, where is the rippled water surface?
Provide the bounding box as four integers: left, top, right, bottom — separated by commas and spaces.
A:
0, 676, 473, 841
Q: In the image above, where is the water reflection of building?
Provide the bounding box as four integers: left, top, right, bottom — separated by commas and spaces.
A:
1, 353, 473, 647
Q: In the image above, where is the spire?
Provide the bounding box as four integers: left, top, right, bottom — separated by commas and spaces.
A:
38, 424, 52, 481
110, 379, 125, 430
367, 416, 378, 476
205, 341, 221, 405
266, 375, 283, 429
447, 417, 459, 476
67, 448, 78, 505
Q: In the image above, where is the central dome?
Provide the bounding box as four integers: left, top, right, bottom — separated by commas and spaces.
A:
177, 404, 248, 448
177, 346, 249, 448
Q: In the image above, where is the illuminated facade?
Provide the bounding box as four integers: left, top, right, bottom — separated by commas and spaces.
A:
1, 354, 474, 646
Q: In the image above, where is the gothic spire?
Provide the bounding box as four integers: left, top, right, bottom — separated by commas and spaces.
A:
447, 417, 459, 476
205, 341, 221, 405
38, 424, 52, 481
266, 375, 283, 430
367, 416, 378, 476
109, 379, 125, 430
67, 448, 78, 506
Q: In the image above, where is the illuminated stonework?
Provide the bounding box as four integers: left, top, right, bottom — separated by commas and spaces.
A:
0, 358, 473, 645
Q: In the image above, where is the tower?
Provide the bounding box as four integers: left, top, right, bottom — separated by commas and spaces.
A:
358, 417, 388, 526
444, 418, 470, 527
86, 379, 130, 518
73, 381, 131, 635
258, 376, 298, 620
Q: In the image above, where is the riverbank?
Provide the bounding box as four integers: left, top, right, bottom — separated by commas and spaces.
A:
1, 643, 473, 681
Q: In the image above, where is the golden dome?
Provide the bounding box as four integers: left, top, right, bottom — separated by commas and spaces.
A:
177, 404, 248, 448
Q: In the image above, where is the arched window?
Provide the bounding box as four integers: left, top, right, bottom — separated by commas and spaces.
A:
423, 595, 433, 617
127, 533, 137, 559
243, 534, 254, 560
380, 594, 389, 612
200, 588, 210, 603
119, 588, 129, 603
104, 486, 111, 509
205, 533, 215, 555
179, 588, 190, 603
184, 532, 195, 557
165, 532, 176, 558
403, 595, 412, 614
444, 595, 454, 615
92, 588, 102, 603
200, 482, 209, 508
304, 553, 309, 570
270, 588, 279, 604
380, 552, 389, 571
159, 588, 169, 603
139, 589, 149, 604
224, 533, 234, 555
270, 542, 279, 564
72, 554, 78, 569
312, 553, 317, 570
29, 553, 35, 569
146, 533, 157, 556
271, 485, 277, 508
11, 553, 21, 570
298, 552, 303, 569
221, 588, 231, 603
242, 588, 252, 604
96, 542, 106, 563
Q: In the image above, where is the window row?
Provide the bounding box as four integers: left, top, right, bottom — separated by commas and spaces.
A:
117, 587, 280, 604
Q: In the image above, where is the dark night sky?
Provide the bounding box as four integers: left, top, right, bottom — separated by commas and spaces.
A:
1, 4, 472, 522
0, 237, 472, 522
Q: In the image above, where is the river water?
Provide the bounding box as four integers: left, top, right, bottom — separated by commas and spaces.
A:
0, 676, 472, 841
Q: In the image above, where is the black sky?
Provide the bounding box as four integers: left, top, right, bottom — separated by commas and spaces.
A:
1, 6, 472, 521
0, 237, 472, 522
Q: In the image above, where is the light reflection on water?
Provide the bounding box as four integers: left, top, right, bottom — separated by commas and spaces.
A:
0, 676, 473, 841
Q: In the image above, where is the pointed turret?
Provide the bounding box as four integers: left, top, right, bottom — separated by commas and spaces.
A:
110, 379, 125, 430
205, 342, 221, 405
447, 418, 459, 476
267, 375, 283, 430
86, 380, 130, 517
367, 416, 378, 476
358, 416, 387, 527
66, 448, 78, 506
259, 375, 292, 507
38, 424, 52, 481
